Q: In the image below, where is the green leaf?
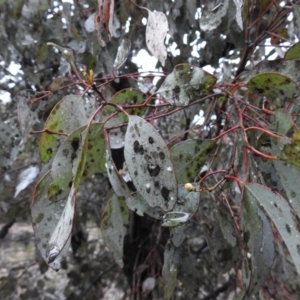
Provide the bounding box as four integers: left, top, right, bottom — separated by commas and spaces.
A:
124, 116, 178, 211
273, 109, 293, 135
101, 192, 129, 267
242, 185, 274, 296
31, 171, 72, 271
279, 130, 300, 168
244, 59, 300, 88
170, 139, 215, 183
246, 72, 300, 102
244, 183, 300, 276
157, 64, 216, 106
102, 88, 147, 128
285, 41, 300, 60
36, 43, 49, 64
49, 123, 105, 202
39, 95, 88, 163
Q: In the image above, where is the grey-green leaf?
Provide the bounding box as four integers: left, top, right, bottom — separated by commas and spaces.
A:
124, 115, 178, 211
244, 183, 300, 275
171, 139, 215, 183
157, 64, 216, 106
39, 95, 88, 163
101, 192, 129, 267
242, 186, 274, 296
31, 171, 72, 271
125, 192, 164, 219
161, 185, 200, 227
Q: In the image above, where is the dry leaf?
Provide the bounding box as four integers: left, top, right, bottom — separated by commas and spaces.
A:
145, 9, 168, 66
94, 0, 114, 47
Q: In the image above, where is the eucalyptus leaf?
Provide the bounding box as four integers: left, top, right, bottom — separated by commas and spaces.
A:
49, 123, 105, 202
203, 221, 240, 273
102, 88, 146, 129
31, 171, 71, 271
101, 192, 129, 267
124, 116, 178, 211
39, 95, 88, 163
162, 240, 179, 300
241, 187, 274, 296
285, 41, 300, 60
170, 139, 215, 183
244, 183, 300, 276
157, 64, 216, 106
161, 185, 200, 227
246, 72, 300, 102
125, 192, 164, 219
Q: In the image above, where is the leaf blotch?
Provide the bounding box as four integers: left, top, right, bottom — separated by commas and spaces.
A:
161, 186, 170, 201
133, 140, 144, 154
71, 137, 80, 152
147, 163, 160, 176
35, 213, 44, 223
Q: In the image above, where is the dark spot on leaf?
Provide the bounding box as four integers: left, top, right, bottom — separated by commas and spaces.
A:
35, 213, 44, 223
154, 181, 160, 188
68, 181, 72, 188
243, 231, 250, 243
297, 244, 300, 256
174, 85, 180, 93
71, 153, 77, 160
161, 186, 170, 201
286, 224, 291, 234
47, 148, 53, 155
71, 137, 79, 152
148, 137, 154, 144
62, 149, 69, 157
133, 140, 144, 154
134, 170, 138, 176
147, 163, 160, 176
159, 151, 165, 159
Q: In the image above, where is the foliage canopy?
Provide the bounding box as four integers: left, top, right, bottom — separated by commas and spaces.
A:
2, 0, 300, 299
